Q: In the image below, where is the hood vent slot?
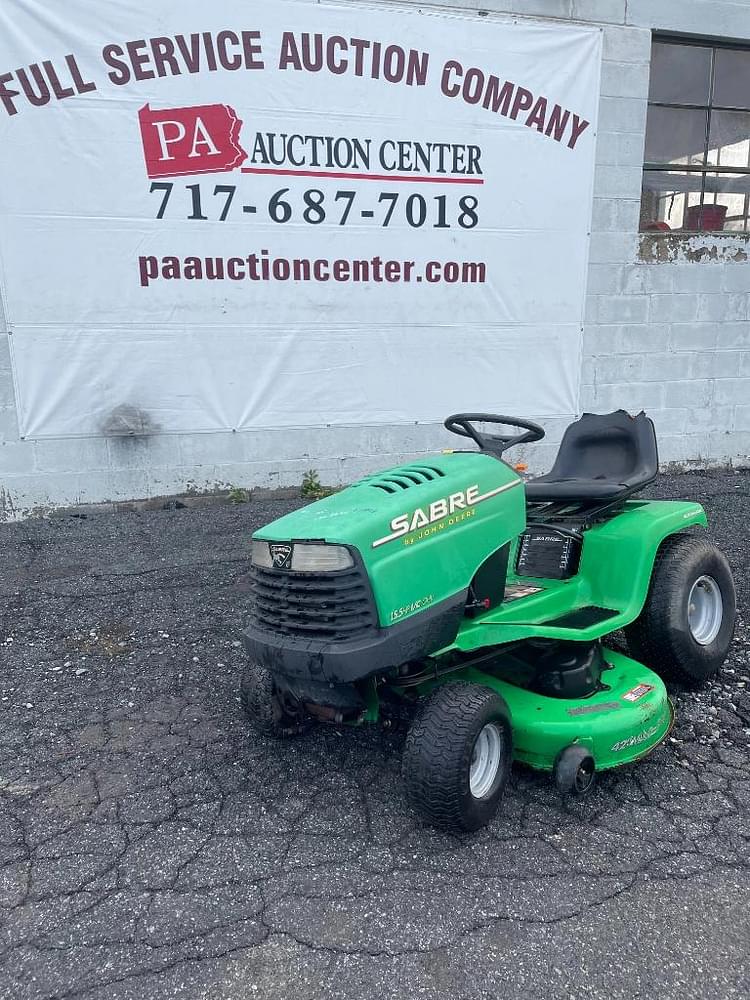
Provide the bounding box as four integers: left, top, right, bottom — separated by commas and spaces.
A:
364, 464, 446, 493
410, 465, 446, 478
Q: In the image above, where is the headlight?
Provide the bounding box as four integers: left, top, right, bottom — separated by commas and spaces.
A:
251, 540, 275, 568
251, 540, 354, 572
292, 544, 354, 571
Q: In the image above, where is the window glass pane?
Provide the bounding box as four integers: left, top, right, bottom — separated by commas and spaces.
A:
640, 170, 702, 230
644, 107, 707, 166
707, 110, 750, 168
703, 172, 750, 231
713, 48, 750, 109
648, 42, 712, 105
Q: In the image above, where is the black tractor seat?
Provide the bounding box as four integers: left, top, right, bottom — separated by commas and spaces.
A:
525, 410, 658, 503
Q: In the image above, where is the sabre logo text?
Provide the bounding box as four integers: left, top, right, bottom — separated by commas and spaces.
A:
372, 479, 520, 548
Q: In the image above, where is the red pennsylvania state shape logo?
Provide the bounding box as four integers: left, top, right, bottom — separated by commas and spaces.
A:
138, 102, 247, 178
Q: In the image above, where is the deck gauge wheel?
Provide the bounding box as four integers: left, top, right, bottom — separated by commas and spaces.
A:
554, 744, 596, 796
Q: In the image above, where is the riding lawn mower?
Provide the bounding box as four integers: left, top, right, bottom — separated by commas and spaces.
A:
241, 410, 736, 830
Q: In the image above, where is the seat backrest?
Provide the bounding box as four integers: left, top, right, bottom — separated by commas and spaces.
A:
548, 410, 658, 487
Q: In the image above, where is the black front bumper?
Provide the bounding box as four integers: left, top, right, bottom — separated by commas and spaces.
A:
242, 593, 465, 687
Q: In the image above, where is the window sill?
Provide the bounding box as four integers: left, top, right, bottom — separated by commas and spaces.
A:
638, 231, 750, 263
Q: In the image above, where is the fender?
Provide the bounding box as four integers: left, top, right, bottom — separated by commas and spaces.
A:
443, 500, 708, 654
578, 499, 707, 619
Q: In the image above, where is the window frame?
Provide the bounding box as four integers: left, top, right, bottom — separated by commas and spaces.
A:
643, 34, 750, 234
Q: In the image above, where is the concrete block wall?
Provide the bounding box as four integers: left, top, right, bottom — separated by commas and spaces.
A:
1, 0, 750, 516
578, 0, 750, 466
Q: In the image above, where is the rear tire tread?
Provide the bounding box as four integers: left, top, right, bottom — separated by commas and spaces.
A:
624, 533, 735, 685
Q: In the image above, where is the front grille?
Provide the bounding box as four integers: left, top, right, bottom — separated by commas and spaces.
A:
249, 563, 378, 641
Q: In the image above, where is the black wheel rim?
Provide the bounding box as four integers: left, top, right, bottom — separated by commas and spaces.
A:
575, 760, 595, 794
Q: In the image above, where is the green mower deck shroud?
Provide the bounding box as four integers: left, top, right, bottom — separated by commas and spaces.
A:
416, 649, 674, 772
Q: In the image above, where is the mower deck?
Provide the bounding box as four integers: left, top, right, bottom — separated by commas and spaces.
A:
425, 648, 673, 772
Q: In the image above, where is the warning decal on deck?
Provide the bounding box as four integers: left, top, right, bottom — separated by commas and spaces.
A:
622, 684, 655, 702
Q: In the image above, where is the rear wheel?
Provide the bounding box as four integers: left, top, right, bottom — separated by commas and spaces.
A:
625, 534, 736, 684
402, 682, 512, 831
240, 663, 310, 737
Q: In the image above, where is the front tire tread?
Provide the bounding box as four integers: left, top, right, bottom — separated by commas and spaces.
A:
402, 682, 512, 831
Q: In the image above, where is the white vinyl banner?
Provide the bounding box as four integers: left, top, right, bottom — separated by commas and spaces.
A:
0, 1, 601, 439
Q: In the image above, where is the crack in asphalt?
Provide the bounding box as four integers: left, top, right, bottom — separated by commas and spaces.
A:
1, 471, 749, 999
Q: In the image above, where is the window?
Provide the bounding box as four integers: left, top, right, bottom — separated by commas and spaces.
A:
641, 38, 750, 233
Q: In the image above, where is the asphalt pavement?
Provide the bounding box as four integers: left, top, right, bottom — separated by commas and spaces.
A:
1, 470, 749, 999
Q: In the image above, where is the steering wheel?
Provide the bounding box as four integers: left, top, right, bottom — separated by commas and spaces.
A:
444, 413, 545, 457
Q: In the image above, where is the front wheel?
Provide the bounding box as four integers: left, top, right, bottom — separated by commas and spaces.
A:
402, 682, 512, 831
240, 663, 310, 737
625, 534, 736, 685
